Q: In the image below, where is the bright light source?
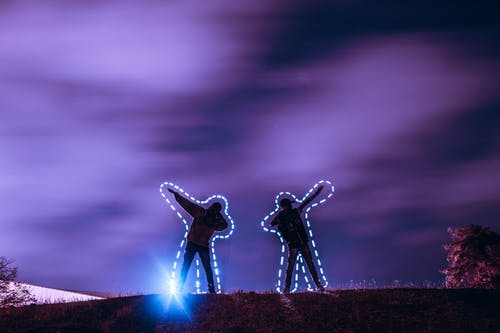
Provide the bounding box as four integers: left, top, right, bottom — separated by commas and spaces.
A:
260, 180, 335, 293
160, 181, 235, 294
169, 279, 179, 294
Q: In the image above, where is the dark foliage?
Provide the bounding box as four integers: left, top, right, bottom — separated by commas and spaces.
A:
442, 225, 500, 289
0, 256, 35, 308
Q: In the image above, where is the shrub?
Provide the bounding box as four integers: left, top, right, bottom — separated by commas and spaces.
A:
0, 256, 36, 307
442, 225, 500, 289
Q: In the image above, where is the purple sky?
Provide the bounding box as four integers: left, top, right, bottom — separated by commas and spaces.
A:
1, 0, 499, 293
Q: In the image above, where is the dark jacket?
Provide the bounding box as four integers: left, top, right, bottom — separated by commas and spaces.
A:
271, 207, 308, 247
174, 193, 228, 248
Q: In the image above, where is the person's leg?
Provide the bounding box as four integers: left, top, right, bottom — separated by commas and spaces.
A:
199, 246, 216, 293
180, 242, 196, 288
284, 247, 299, 293
300, 243, 324, 290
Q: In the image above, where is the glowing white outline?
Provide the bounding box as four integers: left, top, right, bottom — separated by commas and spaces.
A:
260, 180, 334, 293
160, 181, 235, 294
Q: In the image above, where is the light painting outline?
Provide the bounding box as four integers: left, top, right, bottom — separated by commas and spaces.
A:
260, 180, 335, 292
160, 181, 235, 294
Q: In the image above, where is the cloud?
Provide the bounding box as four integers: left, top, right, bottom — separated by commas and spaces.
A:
262, 0, 500, 68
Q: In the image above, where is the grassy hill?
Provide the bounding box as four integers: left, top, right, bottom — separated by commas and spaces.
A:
1, 289, 498, 332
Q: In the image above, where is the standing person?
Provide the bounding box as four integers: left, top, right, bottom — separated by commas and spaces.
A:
167, 188, 228, 293
270, 185, 325, 293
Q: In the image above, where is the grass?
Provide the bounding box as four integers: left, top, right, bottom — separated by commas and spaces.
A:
1, 289, 498, 332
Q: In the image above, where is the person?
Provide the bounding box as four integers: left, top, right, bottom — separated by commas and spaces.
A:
167, 188, 228, 293
270, 185, 325, 293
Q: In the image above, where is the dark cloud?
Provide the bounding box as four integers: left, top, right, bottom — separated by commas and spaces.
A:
263, 0, 500, 68
422, 100, 500, 167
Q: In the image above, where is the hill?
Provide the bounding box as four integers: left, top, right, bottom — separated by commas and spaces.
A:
17, 283, 104, 304
1, 289, 498, 332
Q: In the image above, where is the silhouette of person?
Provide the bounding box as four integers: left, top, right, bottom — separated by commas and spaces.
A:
270, 185, 325, 293
167, 188, 228, 293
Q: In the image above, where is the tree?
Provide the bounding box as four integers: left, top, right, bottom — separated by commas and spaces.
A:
442, 225, 500, 289
0, 256, 35, 307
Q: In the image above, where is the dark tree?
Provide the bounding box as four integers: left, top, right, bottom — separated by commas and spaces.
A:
442, 225, 500, 289
0, 256, 35, 307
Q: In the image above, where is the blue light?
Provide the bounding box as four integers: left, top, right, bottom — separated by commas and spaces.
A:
260, 180, 335, 293
160, 181, 235, 294
154, 286, 191, 320
152, 263, 188, 314
169, 279, 179, 294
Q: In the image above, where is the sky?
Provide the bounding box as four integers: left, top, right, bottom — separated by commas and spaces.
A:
1, 0, 499, 293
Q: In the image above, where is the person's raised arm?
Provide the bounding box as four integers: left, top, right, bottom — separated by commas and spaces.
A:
298, 185, 324, 213
168, 188, 204, 218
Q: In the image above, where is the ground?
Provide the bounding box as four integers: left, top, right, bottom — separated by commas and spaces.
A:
1, 289, 498, 332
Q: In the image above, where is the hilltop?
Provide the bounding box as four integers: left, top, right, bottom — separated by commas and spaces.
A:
1, 289, 498, 333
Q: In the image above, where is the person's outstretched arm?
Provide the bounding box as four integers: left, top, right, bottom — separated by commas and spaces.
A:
168, 188, 204, 218
298, 185, 324, 213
